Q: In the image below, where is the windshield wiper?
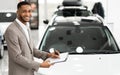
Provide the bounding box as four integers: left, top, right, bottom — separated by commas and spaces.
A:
98, 50, 120, 54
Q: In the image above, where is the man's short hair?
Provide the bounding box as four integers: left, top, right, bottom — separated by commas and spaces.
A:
17, 1, 31, 9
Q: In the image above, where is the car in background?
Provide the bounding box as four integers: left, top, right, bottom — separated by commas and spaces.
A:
43, 5, 104, 25
45, 13, 104, 26
0, 11, 16, 50
52, 14, 103, 26
62, 0, 82, 6
0, 30, 4, 59
36, 22, 120, 75
55, 5, 91, 17
43, 5, 90, 24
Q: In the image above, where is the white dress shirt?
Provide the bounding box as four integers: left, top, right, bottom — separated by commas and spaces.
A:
16, 18, 30, 42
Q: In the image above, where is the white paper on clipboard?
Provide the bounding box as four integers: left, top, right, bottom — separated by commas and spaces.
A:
47, 52, 69, 64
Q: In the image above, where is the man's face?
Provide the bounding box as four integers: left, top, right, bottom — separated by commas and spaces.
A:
17, 5, 32, 24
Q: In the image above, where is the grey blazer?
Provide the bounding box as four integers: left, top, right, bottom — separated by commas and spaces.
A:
5, 21, 48, 75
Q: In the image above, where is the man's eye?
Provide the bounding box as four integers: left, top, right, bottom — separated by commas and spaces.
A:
22, 11, 26, 13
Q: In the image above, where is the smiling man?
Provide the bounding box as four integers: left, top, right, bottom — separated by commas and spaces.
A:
4, 1, 59, 75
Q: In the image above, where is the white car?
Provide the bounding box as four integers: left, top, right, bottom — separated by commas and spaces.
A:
0, 30, 4, 58
35, 22, 120, 75
52, 14, 103, 25
43, 5, 91, 24
43, 5, 104, 26
0, 11, 16, 49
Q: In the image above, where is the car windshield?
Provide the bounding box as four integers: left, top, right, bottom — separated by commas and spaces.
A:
39, 25, 120, 54
0, 12, 16, 22
56, 9, 91, 17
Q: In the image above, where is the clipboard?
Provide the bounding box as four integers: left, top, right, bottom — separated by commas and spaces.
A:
47, 52, 69, 64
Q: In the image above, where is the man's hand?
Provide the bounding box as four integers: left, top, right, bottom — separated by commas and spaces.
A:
40, 60, 53, 68
47, 50, 60, 58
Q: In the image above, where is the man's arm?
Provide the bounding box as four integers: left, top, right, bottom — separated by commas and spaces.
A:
5, 29, 40, 71
33, 46, 60, 60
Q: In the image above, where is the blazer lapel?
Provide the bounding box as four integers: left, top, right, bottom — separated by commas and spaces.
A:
13, 21, 33, 53
27, 28, 33, 53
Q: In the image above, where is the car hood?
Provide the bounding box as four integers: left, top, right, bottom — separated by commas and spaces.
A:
36, 53, 120, 75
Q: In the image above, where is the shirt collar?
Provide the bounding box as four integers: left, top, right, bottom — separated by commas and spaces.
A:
15, 18, 30, 30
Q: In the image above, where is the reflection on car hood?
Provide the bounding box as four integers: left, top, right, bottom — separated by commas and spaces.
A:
36, 54, 120, 75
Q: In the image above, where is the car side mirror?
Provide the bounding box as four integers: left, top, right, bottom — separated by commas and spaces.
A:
43, 19, 49, 24
57, 5, 62, 9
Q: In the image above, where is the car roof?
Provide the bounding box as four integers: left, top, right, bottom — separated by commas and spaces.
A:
57, 5, 88, 10
53, 21, 103, 26
51, 16, 103, 25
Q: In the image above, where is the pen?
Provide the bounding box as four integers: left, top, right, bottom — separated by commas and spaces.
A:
54, 50, 59, 55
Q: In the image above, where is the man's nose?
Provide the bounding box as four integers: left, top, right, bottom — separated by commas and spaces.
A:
26, 12, 31, 17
